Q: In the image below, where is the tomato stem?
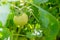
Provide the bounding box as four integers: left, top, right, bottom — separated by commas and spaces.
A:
15, 26, 23, 40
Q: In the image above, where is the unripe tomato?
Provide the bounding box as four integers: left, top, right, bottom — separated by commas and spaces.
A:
13, 13, 28, 26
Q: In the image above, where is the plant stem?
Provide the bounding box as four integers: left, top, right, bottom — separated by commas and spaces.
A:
15, 26, 23, 40
30, 38, 35, 40
11, 4, 26, 11
31, 12, 39, 22
11, 31, 13, 40
13, 34, 25, 36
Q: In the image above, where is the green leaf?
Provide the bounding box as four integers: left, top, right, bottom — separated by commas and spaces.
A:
33, 0, 48, 4
0, 21, 2, 27
38, 7, 59, 40
26, 32, 35, 38
5, 12, 15, 28
0, 28, 10, 40
30, 3, 59, 40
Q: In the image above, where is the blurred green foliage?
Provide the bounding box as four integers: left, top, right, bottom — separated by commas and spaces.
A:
0, 0, 60, 40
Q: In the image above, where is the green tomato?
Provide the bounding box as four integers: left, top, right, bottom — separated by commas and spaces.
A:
13, 13, 28, 26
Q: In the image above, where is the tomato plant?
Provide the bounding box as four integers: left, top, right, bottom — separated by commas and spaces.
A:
0, 0, 60, 40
